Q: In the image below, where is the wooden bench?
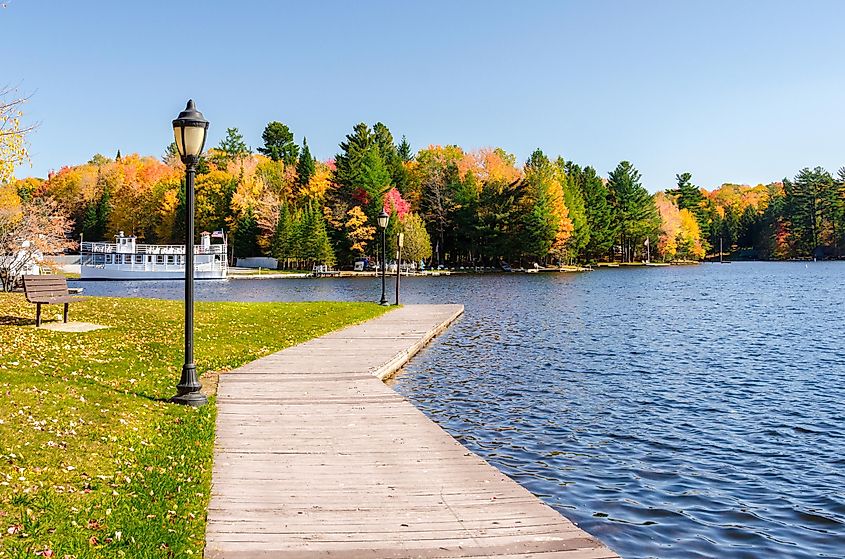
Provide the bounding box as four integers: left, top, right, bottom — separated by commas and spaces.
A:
22, 275, 83, 327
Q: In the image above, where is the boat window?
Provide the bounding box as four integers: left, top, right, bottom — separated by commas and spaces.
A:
167, 255, 174, 265
157, 255, 164, 264
135, 255, 143, 264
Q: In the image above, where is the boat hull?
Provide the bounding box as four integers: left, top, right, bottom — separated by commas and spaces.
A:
80, 267, 227, 280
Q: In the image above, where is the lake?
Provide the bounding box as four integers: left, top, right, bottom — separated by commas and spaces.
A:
77, 262, 845, 559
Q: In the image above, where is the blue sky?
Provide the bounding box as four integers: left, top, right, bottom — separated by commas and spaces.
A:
4, 0, 844, 191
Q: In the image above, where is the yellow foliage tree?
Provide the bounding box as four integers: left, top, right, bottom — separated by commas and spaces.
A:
678, 208, 705, 259
0, 87, 32, 184
345, 206, 375, 256
655, 191, 681, 260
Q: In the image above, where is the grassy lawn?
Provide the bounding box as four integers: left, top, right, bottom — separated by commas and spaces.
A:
0, 294, 388, 558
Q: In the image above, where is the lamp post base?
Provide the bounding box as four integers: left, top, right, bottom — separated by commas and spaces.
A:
379, 300, 390, 306
172, 363, 207, 407
171, 391, 208, 407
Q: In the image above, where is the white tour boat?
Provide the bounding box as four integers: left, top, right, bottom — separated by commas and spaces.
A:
80, 231, 228, 280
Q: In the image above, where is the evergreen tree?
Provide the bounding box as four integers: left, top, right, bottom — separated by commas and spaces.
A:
82, 172, 111, 240
232, 208, 260, 258
296, 137, 316, 188
607, 161, 659, 262
163, 142, 180, 163
333, 123, 374, 198
115, 149, 121, 161
522, 150, 561, 262
218, 128, 251, 160
783, 167, 835, 256
258, 121, 298, 165
578, 165, 616, 261
373, 122, 407, 193
476, 178, 527, 263
287, 209, 306, 264
311, 207, 336, 267
359, 145, 392, 222
398, 135, 414, 163
721, 205, 740, 249
271, 204, 292, 264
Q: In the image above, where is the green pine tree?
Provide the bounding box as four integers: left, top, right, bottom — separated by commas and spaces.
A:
311, 206, 336, 267
296, 137, 316, 188
373, 122, 407, 193
218, 128, 251, 161
232, 208, 260, 259
522, 150, 559, 263
398, 135, 414, 163
258, 121, 298, 165
271, 204, 292, 264
576, 165, 616, 262
82, 172, 111, 240
669, 172, 707, 232
783, 167, 835, 257
607, 161, 659, 262
359, 147, 392, 222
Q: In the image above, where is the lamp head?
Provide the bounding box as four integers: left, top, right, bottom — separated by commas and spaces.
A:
377, 210, 389, 229
172, 99, 209, 163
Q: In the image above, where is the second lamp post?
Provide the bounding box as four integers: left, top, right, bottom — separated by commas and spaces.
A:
378, 210, 389, 306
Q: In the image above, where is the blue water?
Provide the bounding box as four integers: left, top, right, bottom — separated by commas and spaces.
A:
77, 262, 845, 558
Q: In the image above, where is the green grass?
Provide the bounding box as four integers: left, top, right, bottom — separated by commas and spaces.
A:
0, 294, 388, 558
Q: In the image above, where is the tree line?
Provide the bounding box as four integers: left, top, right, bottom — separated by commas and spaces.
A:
4, 118, 845, 268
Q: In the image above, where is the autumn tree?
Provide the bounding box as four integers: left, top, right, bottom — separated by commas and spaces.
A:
0, 86, 33, 184
344, 205, 375, 258
522, 149, 572, 263
258, 121, 298, 165
398, 212, 432, 265
0, 189, 76, 290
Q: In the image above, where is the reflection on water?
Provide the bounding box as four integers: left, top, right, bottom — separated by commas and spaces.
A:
78, 262, 845, 559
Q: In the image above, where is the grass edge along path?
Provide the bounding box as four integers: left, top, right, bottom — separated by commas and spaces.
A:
0, 294, 389, 559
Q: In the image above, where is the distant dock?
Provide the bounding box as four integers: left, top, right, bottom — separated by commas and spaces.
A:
205, 304, 619, 558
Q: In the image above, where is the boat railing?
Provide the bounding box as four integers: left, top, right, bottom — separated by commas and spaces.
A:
80, 241, 226, 255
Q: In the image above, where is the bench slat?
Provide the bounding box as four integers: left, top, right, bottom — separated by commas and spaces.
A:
23, 275, 71, 304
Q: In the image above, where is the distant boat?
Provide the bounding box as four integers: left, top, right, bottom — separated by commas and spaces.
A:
80, 231, 228, 280
499, 260, 513, 272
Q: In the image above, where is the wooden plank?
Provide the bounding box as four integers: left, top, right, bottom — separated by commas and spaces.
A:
206, 304, 619, 559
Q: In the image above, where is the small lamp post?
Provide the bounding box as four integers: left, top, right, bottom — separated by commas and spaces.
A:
377, 210, 389, 306
395, 232, 404, 305
171, 99, 209, 407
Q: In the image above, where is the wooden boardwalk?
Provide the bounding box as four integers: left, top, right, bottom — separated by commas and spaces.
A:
206, 304, 619, 559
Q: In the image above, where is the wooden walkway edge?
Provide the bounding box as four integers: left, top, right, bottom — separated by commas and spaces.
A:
205, 304, 619, 559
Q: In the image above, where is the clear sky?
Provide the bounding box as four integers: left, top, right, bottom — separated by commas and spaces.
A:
4, 0, 844, 191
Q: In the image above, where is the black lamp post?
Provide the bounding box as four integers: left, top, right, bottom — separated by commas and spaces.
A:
396, 232, 403, 306
171, 100, 209, 407
377, 210, 389, 306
